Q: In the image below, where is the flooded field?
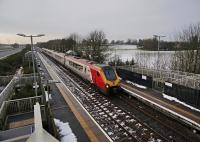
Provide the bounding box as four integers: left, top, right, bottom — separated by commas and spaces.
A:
108, 45, 175, 69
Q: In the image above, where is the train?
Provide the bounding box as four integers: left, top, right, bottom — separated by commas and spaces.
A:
42, 48, 121, 95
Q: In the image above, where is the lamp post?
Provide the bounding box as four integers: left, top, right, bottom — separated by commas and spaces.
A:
17, 33, 45, 96
153, 35, 166, 69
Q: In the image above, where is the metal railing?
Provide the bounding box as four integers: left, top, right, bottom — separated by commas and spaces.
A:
0, 78, 15, 107
0, 75, 40, 107
0, 75, 13, 86
6, 96, 43, 114
117, 65, 200, 89
0, 95, 44, 130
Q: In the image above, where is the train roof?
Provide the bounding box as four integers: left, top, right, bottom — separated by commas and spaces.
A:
66, 55, 95, 65
43, 48, 110, 69
66, 56, 111, 70
96, 64, 109, 68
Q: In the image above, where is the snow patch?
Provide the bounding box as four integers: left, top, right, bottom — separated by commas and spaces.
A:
165, 82, 172, 87
126, 80, 147, 89
142, 75, 147, 80
122, 87, 200, 130
163, 93, 200, 113
54, 118, 77, 142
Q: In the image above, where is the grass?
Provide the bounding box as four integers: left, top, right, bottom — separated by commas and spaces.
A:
0, 47, 37, 75
23, 60, 34, 74
12, 83, 42, 99
12, 84, 35, 99
0, 47, 42, 99
0, 47, 30, 75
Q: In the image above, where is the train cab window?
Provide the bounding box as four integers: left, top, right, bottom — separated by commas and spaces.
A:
97, 72, 100, 77
102, 66, 117, 81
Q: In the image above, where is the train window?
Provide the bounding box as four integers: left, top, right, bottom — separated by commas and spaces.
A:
85, 67, 86, 73
102, 66, 117, 81
69, 61, 83, 71
97, 72, 100, 77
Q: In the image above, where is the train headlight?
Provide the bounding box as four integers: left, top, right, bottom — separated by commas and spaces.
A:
105, 84, 109, 88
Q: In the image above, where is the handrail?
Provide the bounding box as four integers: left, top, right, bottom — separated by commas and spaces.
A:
0, 75, 40, 107
0, 95, 43, 130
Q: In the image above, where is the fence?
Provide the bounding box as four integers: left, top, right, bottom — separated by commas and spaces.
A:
0, 75, 40, 107
0, 95, 44, 130
117, 65, 200, 109
0, 78, 15, 107
0, 75, 13, 86
116, 68, 153, 88
117, 66, 200, 90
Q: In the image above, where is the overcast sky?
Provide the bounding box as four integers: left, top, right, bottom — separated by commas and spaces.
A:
0, 0, 200, 44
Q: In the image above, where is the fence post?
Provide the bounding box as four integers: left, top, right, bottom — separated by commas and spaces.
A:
17, 101, 20, 113
30, 98, 33, 110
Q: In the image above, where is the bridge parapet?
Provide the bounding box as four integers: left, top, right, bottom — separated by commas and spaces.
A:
0, 95, 44, 130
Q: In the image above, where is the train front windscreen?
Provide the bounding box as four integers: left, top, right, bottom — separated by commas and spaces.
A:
102, 66, 117, 81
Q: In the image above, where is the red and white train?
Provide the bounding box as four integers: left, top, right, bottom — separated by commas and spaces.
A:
42, 48, 121, 95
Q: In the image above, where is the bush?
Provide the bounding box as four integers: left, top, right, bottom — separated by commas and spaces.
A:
0, 47, 31, 75
13, 84, 35, 99
12, 83, 42, 99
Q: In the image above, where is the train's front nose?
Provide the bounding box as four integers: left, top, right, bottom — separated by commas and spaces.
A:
101, 65, 121, 94
106, 79, 121, 94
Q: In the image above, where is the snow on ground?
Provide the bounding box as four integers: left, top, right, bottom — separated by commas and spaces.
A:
126, 80, 147, 89
123, 87, 200, 128
162, 93, 200, 113
54, 118, 77, 142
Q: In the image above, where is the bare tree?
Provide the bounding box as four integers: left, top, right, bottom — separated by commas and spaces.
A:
84, 30, 109, 63
171, 23, 200, 73
68, 33, 82, 53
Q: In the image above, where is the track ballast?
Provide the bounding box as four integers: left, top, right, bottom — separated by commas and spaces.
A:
42, 53, 200, 142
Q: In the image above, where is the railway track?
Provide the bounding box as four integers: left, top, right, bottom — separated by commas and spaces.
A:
41, 53, 200, 142
114, 93, 200, 142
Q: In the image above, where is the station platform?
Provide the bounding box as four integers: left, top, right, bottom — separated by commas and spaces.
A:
121, 82, 200, 131
48, 82, 91, 142
38, 54, 90, 142
38, 52, 110, 142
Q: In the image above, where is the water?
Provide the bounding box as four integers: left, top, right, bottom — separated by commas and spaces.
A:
108, 45, 175, 69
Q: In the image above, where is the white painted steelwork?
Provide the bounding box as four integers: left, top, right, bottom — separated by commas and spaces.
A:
26, 102, 58, 142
